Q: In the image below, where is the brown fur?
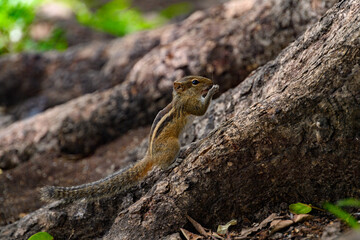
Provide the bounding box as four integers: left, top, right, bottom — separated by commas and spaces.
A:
41, 76, 219, 202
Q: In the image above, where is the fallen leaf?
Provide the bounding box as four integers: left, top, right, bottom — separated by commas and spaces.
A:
217, 219, 237, 235
211, 232, 225, 239
270, 219, 294, 234
180, 228, 203, 240
239, 213, 283, 238
293, 214, 313, 223
186, 215, 209, 237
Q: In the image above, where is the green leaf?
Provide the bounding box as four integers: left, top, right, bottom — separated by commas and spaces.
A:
323, 202, 360, 229
28, 232, 53, 240
289, 203, 312, 214
336, 198, 360, 208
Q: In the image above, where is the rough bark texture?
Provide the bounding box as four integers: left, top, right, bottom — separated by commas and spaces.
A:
104, 1, 360, 238
0, 0, 339, 226
0, 0, 336, 168
0, 28, 165, 120
1, 0, 359, 239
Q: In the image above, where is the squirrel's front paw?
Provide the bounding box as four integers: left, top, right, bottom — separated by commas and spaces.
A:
209, 84, 219, 95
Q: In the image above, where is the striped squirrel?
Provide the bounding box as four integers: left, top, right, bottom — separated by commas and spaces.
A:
41, 76, 219, 202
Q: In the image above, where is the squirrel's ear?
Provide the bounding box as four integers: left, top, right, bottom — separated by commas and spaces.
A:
174, 82, 184, 93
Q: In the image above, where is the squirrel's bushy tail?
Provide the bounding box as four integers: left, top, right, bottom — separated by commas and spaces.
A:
40, 157, 153, 202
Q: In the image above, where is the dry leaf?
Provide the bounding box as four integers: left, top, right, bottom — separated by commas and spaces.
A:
180, 228, 203, 240
217, 219, 237, 235
270, 219, 294, 234
186, 215, 209, 237
239, 213, 282, 237
211, 232, 225, 239
293, 214, 313, 223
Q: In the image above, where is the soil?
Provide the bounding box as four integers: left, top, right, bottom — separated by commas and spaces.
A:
0, 126, 150, 226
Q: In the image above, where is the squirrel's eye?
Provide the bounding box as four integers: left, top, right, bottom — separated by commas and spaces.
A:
192, 80, 199, 85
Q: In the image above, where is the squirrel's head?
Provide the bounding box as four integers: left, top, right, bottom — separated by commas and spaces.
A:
173, 76, 213, 98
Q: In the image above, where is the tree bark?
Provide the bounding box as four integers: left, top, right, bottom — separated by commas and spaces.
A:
105, 0, 360, 238
0, 28, 165, 120
1, 0, 359, 239
0, 0, 338, 226
0, 0, 337, 168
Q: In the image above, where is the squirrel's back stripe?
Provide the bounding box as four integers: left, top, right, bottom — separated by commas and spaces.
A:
149, 103, 172, 139
154, 111, 175, 139
149, 105, 174, 155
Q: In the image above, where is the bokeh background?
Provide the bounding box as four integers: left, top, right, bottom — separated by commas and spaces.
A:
0, 0, 227, 55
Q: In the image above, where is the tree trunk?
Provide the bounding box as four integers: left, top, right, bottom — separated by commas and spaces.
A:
0, 0, 338, 228
0, 0, 339, 223
1, 0, 359, 239
0, 0, 337, 167
105, 0, 360, 238
0, 29, 165, 120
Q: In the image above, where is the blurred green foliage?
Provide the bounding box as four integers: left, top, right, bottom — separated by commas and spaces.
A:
0, 0, 67, 54
323, 202, 360, 229
290, 199, 360, 229
0, 0, 192, 55
72, 0, 159, 36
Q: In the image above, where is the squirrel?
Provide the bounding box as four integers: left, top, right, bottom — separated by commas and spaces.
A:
40, 76, 219, 202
